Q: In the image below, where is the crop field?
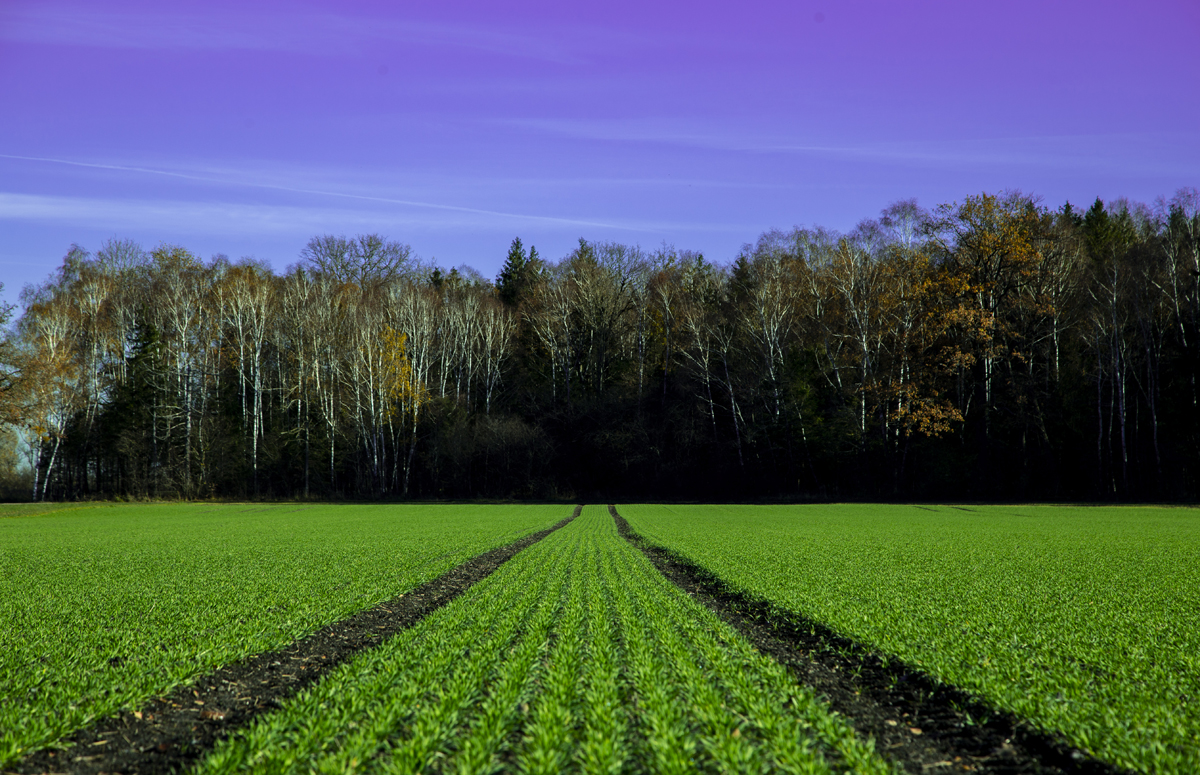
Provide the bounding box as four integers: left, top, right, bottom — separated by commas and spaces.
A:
0, 502, 565, 766
620, 503, 1200, 774
8, 500, 1197, 774
195, 505, 889, 774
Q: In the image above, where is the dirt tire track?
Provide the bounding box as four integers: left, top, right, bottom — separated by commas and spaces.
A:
11, 505, 582, 775
609, 505, 1132, 775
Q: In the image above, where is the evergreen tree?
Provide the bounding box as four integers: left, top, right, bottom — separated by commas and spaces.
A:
95, 320, 166, 495
497, 238, 529, 307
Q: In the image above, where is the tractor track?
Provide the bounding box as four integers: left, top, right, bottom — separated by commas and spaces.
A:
10, 506, 582, 775
609, 504, 1132, 775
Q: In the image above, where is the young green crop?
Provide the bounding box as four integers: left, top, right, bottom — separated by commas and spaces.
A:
619, 503, 1200, 775
196, 505, 894, 774
0, 502, 565, 766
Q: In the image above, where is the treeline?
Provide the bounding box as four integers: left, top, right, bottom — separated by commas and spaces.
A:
3, 189, 1199, 501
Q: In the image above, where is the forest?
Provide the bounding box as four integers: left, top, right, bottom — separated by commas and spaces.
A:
1, 188, 1198, 502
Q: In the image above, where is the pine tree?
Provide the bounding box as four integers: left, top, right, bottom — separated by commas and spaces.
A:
95, 320, 166, 495
497, 238, 528, 307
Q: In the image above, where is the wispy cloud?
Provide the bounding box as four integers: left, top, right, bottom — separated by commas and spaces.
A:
0, 5, 302, 52
0, 4, 613, 63
0, 191, 558, 235
0, 191, 388, 234
499, 118, 1200, 176
0, 187, 734, 240
0, 153, 646, 231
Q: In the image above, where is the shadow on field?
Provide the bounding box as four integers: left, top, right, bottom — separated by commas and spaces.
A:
11, 506, 582, 775
609, 505, 1133, 775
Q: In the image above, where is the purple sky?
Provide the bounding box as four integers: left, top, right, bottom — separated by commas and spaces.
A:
2, 0, 1198, 305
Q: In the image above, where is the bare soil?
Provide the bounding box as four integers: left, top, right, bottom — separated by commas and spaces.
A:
609, 505, 1132, 775
10, 506, 581, 775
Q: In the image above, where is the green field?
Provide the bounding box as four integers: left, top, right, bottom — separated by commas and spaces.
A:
196, 505, 889, 774
0, 502, 565, 765
620, 503, 1200, 774
6, 501, 1198, 773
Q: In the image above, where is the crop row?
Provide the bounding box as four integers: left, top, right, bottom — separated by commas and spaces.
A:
196, 505, 893, 774
619, 503, 1200, 775
0, 502, 565, 766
